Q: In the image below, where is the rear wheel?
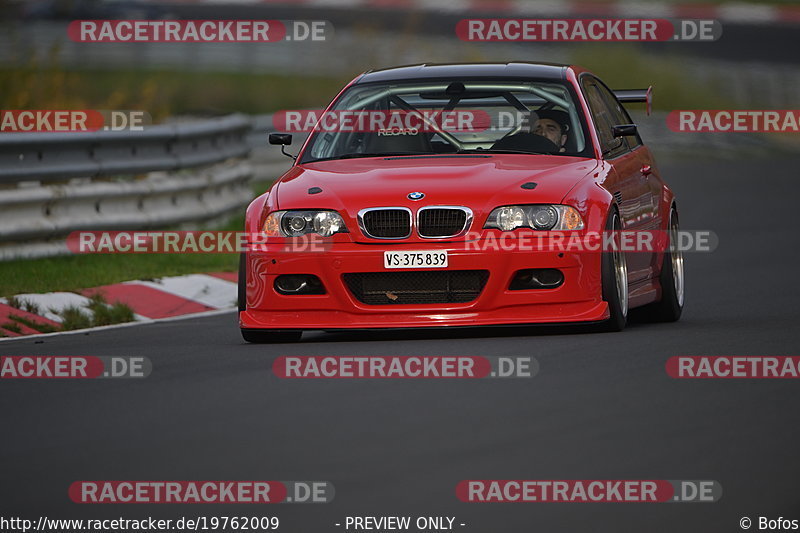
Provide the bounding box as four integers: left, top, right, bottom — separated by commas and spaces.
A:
599, 209, 628, 332
238, 253, 302, 343
639, 208, 684, 322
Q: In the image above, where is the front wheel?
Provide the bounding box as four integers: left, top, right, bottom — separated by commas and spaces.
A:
598, 209, 628, 332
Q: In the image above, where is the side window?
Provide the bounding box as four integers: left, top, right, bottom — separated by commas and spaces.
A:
581, 78, 617, 155
594, 80, 643, 149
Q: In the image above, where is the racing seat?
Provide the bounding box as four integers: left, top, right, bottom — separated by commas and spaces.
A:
364, 130, 433, 154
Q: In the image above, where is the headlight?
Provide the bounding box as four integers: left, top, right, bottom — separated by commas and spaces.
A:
263, 210, 349, 237
530, 206, 558, 230
484, 205, 584, 231
496, 207, 527, 231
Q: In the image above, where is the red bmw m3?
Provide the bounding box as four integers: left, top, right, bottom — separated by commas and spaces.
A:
239, 62, 684, 342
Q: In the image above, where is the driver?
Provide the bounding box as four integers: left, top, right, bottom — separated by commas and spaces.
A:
532, 109, 570, 152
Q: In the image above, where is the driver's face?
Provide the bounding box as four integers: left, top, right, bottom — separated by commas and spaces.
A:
534, 118, 565, 147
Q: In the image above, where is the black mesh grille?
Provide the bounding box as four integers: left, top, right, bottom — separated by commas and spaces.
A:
343, 270, 489, 305
362, 209, 411, 238
418, 208, 468, 238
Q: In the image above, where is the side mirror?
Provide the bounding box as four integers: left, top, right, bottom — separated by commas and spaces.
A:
269, 133, 296, 161
611, 124, 638, 138
269, 133, 292, 145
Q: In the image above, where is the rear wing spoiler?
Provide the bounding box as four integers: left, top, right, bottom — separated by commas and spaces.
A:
614, 86, 653, 116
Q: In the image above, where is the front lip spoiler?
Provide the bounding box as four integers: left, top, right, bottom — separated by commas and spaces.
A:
241, 319, 608, 334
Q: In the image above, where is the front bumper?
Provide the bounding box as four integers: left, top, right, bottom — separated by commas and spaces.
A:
239, 240, 608, 330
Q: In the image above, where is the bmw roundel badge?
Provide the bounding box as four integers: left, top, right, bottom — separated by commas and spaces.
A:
407, 192, 425, 200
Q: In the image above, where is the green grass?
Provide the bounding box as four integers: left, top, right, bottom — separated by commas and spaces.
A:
85, 293, 135, 327
57, 306, 93, 331
6, 295, 41, 314
1, 321, 22, 334
8, 314, 59, 333
0, 252, 239, 298
54, 293, 137, 330
3, 291, 137, 333
571, 45, 733, 111
1, 45, 728, 116
0, 63, 351, 119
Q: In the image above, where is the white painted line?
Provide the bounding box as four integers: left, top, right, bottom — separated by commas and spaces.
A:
133, 274, 238, 310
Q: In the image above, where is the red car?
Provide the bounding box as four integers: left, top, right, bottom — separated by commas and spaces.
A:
239, 62, 684, 343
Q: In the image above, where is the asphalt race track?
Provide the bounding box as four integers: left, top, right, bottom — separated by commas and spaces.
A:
2, 155, 799, 532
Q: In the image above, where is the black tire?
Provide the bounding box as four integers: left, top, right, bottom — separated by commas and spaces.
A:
638, 208, 684, 322
598, 208, 628, 332
238, 253, 303, 343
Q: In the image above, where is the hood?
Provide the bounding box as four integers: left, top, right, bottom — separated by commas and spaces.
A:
274, 154, 598, 242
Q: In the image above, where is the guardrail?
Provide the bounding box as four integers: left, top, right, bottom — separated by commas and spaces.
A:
0, 114, 255, 260
0, 114, 251, 182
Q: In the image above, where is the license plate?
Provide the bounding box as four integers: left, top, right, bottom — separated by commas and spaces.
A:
384, 250, 448, 269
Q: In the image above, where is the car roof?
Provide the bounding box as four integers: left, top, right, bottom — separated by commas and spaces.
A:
356, 62, 570, 84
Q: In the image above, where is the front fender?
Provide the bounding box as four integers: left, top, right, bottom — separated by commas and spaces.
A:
560, 161, 615, 233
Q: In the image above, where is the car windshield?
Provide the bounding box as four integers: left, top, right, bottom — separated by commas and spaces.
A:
300, 79, 592, 163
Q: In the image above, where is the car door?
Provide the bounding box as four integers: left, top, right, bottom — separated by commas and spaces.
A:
580, 75, 657, 284
598, 83, 664, 281
597, 81, 662, 232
